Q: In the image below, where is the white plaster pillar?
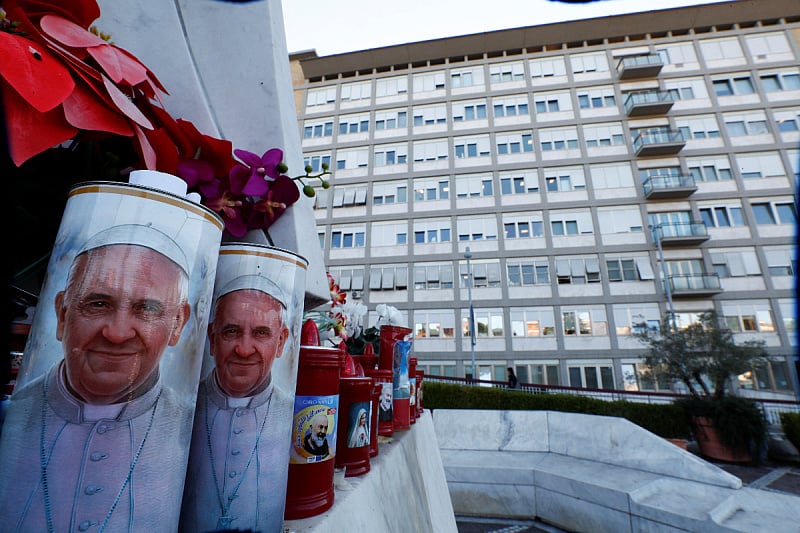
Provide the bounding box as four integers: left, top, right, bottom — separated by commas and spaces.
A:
96, 0, 327, 307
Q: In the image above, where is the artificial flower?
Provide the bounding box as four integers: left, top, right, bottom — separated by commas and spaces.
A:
229, 148, 285, 197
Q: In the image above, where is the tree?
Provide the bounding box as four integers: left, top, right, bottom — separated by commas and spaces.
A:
635, 310, 769, 399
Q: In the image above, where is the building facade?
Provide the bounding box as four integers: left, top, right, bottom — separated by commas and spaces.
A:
291, 0, 799, 399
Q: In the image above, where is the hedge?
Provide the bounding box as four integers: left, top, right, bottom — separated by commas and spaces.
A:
424, 382, 689, 439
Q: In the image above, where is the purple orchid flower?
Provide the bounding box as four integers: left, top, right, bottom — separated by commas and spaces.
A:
229, 147, 285, 196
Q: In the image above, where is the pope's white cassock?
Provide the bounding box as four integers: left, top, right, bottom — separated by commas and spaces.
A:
0, 362, 190, 532
180, 369, 290, 532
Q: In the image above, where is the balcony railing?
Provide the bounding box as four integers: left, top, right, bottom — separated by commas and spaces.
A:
624, 90, 674, 116
667, 274, 722, 296
616, 54, 664, 79
643, 175, 697, 199
633, 129, 687, 156
655, 222, 709, 245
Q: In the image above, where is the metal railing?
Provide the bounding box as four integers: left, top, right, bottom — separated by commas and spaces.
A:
424, 374, 800, 422
642, 175, 697, 196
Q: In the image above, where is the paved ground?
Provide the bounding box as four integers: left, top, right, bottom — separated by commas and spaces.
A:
455, 458, 800, 533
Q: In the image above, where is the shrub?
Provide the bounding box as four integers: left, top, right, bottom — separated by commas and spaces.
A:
424, 382, 689, 439
781, 412, 800, 452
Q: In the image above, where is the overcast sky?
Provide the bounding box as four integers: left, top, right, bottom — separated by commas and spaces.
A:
282, 0, 732, 56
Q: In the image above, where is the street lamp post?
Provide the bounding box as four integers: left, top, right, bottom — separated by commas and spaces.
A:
650, 224, 676, 330
464, 246, 476, 382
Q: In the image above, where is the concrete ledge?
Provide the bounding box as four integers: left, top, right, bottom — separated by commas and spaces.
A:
284, 411, 457, 533
434, 409, 800, 533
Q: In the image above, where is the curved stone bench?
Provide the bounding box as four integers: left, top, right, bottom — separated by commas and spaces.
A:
434, 409, 800, 533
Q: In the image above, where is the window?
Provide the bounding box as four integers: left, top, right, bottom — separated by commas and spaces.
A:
306, 86, 336, 108
613, 303, 660, 335
304, 153, 331, 173
698, 205, 744, 227
533, 91, 571, 114
664, 77, 706, 101
413, 71, 446, 93
606, 258, 639, 282
686, 156, 733, 181
577, 86, 616, 109
335, 148, 368, 170
621, 363, 670, 392
413, 177, 450, 202
676, 115, 721, 140
413, 218, 452, 244
462, 308, 504, 338
456, 174, 493, 198
740, 360, 792, 393
510, 307, 556, 337
555, 257, 601, 284
539, 127, 579, 151
457, 215, 498, 241
372, 181, 407, 205
313, 188, 331, 210
489, 61, 525, 84
583, 123, 625, 147
736, 152, 785, 179
413, 139, 449, 162
454, 136, 491, 158
328, 268, 365, 291
413, 263, 454, 290
570, 51, 608, 75
331, 185, 368, 208
452, 99, 488, 122
412, 104, 447, 127
745, 32, 793, 60
722, 301, 775, 333
550, 210, 592, 236
760, 71, 800, 92
459, 260, 502, 288
710, 249, 761, 278
338, 113, 370, 135
724, 112, 769, 137
330, 227, 366, 249
340, 81, 371, 102
764, 247, 796, 276
516, 362, 560, 385
303, 119, 334, 139
590, 163, 634, 189
544, 166, 586, 192
370, 221, 408, 246
751, 201, 797, 225
375, 75, 408, 98
450, 67, 484, 89
712, 75, 755, 97
500, 171, 539, 195
562, 307, 608, 336
414, 310, 455, 338
567, 361, 613, 388
778, 299, 797, 338
374, 109, 407, 131
507, 259, 550, 286
368, 265, 408, 290
774, 109, 800, 133
656, 42, 698, 67
373, 143, 408, 167
492, 95, 530, 118
699, 37, 745, 63
503, 213, 545, 240
529, 57, 567, 79
496, 132, 534, 154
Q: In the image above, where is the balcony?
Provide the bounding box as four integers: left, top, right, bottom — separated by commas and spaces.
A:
643, 175, 697, 199
633, 130, 686, 156
667, 274, 723, 297
624, 90, 674, 117
655, 222, 709, 246
616, 54, 664, 79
